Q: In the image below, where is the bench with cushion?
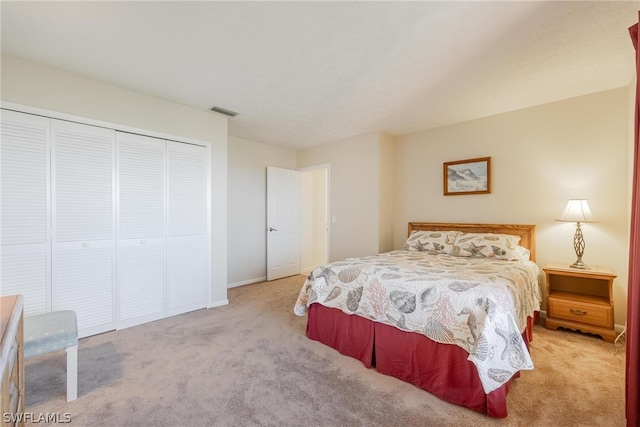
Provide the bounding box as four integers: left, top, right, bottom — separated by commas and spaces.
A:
24, 311, 78, 401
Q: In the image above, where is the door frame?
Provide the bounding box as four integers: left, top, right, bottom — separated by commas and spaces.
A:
298, 163, 331, 268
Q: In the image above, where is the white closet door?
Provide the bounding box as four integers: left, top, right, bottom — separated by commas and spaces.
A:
167, 141, 207, 316
0, 110, 51, 316
116, 132, 166, 329
52, 120, 116, 337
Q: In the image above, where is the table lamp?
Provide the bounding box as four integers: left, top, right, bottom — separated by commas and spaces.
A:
557, 199, 595, 269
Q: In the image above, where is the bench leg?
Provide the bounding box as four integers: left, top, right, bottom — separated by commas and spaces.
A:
66, 345, 78, 402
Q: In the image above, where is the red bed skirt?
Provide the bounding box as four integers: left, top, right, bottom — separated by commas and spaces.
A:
306, 304, 535, 418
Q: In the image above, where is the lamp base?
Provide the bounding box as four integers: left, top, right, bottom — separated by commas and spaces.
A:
570, 223, 590, 270
570, 260, 590, 270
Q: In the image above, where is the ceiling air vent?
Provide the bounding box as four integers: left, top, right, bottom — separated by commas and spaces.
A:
210, 106, 238, 117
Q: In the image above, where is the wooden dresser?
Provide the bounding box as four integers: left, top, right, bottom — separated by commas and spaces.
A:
1, 295, 24, 427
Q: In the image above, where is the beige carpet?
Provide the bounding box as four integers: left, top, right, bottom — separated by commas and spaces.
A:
24, 275, 626, 426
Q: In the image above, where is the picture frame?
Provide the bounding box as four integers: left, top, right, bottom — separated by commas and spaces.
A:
443, 156, 491, 196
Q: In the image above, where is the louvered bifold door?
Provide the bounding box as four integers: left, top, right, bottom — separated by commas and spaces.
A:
52, 120, 116, 337
116, 132, 166, 329
0, 110, 51, 316
167, 141, 207, 316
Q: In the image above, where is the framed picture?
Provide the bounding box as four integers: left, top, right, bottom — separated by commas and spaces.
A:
443, 157, 491, 196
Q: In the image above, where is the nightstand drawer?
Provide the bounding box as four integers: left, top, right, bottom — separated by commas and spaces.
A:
547, 297, 613, 328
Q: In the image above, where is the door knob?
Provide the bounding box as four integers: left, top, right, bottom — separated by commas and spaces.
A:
268, 227, 278, 232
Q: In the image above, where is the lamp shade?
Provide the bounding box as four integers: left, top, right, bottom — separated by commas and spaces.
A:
558, 199, 595, 223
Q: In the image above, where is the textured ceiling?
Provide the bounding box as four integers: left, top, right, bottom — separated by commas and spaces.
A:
1, 1, 638, 150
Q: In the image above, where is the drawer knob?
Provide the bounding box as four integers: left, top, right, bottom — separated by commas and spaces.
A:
570, 308, 588, 316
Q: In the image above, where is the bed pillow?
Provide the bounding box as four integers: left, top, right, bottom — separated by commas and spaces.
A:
452, 233, 527, 261
513, 245, 532, 261
403, 230, 461, 254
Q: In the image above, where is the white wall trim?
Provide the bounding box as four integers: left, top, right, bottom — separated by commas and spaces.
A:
297, 163, 331, 172
1, 101, 208, 148
209, 299, 230, 308
205, 138, 213, 308
227, 277, 267, 289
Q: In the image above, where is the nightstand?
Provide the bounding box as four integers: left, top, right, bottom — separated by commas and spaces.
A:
543, 263, 616, 342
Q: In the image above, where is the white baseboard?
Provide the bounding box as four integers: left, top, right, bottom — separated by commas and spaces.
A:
208, 299, 229, 308
227, 276, 267, 289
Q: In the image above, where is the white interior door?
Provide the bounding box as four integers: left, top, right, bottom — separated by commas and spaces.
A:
0, 110, 51, 316
166, 141, 207, 316
116, 132, 166, 329
1, 107, 212, 338
266, 166, 301, 280
52, 119, 116, 337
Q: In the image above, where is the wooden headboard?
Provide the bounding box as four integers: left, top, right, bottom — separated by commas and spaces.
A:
408, 222, 536, 261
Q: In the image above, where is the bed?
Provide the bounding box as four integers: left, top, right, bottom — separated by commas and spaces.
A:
293, 222, 542, 418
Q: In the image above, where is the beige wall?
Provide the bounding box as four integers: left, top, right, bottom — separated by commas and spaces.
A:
1, 55, 230, 305
394, 88, 630, 325
297, 132, 381, 261
378, 132, 395, 253
227, 136, 297, 286
5, 55, 630, 326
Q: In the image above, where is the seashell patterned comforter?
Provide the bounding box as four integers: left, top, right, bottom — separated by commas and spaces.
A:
293, 250, 542, 393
